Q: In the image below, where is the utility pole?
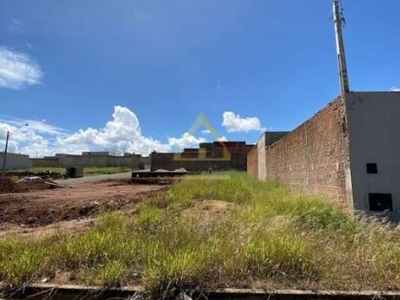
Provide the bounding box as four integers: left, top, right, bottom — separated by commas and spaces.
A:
1, 123, 28, 174
333, 0, 350, 95
2, 131, 10, 174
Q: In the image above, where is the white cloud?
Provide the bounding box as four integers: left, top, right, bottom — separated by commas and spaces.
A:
0, 106, 213, 157
222, 111, 266, 133
59, 106, 172, 155
217, 136, 228, 142
8, 19, 25, 34
0, 117, 64, 135
168, 132, 207, 150
200, 129, 227, 142
390, 86, 400, 92
0, 46, 43, 90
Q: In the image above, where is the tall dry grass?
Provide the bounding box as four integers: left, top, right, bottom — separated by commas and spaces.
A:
1, 171, 400, 296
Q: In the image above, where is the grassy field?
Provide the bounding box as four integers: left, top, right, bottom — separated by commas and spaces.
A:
10, 166, 132, 175
1, 172, 400, 297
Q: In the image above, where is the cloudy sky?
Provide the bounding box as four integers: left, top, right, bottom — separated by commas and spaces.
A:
0, 0, 399, 157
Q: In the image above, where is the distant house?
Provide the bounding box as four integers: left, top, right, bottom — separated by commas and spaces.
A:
150, 141, 253, 172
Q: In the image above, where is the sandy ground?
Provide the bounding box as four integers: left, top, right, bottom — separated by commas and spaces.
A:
0, 179, 167, 238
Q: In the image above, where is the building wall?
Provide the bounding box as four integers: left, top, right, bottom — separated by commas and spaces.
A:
141, 156, 150, 167
31, 154, 145, 169
150, 153, 243, 172
82, 151, 113, 156
345, 92, 400, 219
247, 146, 258, 178
59, 155, 140, 168
257, 134, 266, 180
247, 132, 291, 180
252, 97, 352, 211
150, 141, 250, 172
247, 92, 400, 218
264, 132, 290, 146
31, 157, 60, 168
0, 153, 32, 170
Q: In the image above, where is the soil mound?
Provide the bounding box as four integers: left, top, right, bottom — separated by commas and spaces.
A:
0, 177, 17, 193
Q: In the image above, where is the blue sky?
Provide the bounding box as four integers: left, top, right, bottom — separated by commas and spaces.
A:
0, 0, 399, 157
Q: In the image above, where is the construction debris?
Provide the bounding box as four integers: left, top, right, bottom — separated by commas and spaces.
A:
17, 176, 43, 183
0, 176, 63, 194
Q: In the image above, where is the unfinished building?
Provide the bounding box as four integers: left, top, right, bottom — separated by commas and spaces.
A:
248, 92, 400, 220
151, 141, 252, 172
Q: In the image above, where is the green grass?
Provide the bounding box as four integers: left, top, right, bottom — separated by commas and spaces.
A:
84, 166, 131, 175
1, 171, 400, 297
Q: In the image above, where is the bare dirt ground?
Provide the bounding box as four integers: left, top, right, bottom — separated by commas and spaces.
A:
0, 179, 167, 237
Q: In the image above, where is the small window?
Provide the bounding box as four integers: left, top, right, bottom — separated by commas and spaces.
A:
366, 163, 378, 174
369, 193, 393, 212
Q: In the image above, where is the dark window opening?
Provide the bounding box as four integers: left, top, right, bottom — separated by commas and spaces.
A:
369, 193, 393, 212
366, 163, 378, 174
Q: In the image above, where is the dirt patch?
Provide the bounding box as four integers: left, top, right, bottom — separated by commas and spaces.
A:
0, 177, 63, 194
0, 218, 95, 240
182, 200, 235, 224
105, 177, 183, 186
0, 177, 18, 193
0, 181, 167, 229
196, 200, 233, 213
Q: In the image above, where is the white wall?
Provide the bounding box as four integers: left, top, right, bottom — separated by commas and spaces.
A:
255, 132, 290, 181
257, 134, 266, 180
0, 152, 32, 170
346, 92, 400, 220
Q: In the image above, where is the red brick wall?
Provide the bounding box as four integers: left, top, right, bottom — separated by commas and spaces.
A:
247, 145, 258, 178
264, 97, 350, 209
151, 142, 250, 172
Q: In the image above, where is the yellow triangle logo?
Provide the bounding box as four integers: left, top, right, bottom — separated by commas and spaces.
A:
173, 113, 231, 161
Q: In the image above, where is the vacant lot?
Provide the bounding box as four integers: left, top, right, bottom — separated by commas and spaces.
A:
1, 172, 400, 298
0, 179, 166, 233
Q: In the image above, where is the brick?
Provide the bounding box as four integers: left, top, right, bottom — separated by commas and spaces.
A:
248, 97, 351, 211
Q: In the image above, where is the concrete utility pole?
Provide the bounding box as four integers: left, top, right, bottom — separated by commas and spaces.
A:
2, 123, 28, 174
2, 131, 10, 174
333, 0, 350, 95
